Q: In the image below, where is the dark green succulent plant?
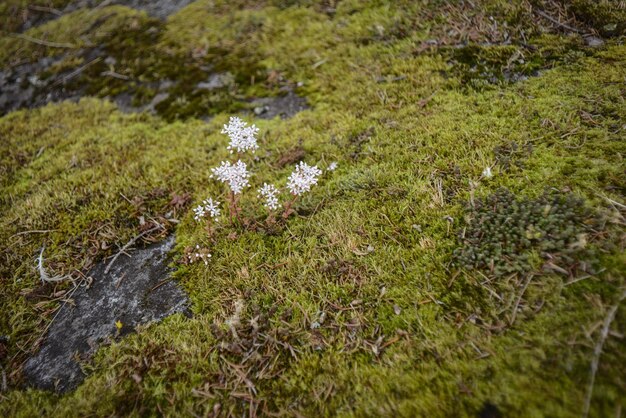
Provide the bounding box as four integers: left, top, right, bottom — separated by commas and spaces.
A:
453, 188, 594, 277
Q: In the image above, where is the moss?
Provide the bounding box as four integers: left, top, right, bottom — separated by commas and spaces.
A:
0, 6, 148, 65
0, 4, 277, 120
443, 34, 593, 90
0, 0, 73, 34
565, 0, 626, 36
1, 1, 626, 416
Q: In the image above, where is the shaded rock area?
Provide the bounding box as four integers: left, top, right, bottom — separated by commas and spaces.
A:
0, 48, 310, 119
0, 49, 98, 115
64, 0, 194, 20
23, 235, 189, 393
250, 91, 309, 120
14, 0, 194, 31
1, 0, 311, 120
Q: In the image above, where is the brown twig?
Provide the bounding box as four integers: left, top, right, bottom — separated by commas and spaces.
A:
104, 225, 163, 275
509, 273, 534, 325
9, 229, 58, 239
28, 5, 63, 15
282, 195, 298, 219
149, 278, 172, 293
52, 57, 102, 87
534, 9, 583, 34
12, 33, 76, 48
583, 289, 626, 418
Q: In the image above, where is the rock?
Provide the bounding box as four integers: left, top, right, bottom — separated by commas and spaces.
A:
584, 36, 605, 48
63, 0, 194, 20
196, 73, 234, 90
249, 91, 308, 120
23, 235, 189, 393
254, 105, 269, 115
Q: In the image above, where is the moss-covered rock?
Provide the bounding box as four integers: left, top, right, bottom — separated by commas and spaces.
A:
1, 1, 625, 416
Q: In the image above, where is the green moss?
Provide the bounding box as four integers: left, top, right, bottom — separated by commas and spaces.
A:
566, 0, 626, 36
0, 0, 73, 34
443, 34, 594, 90
0, 6, 148, 65
1, 1, 626, 416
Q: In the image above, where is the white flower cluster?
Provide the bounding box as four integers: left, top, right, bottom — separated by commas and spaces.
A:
287, 161, 322, 196
193, 205, 206, 221
257, 183, 280, 210
327, 162, 338, 171
191, 245, 211, 265
211, 160, 250, 195
193, 198, 221, 222
203, 198, 221, 219
221, 116, 259, 154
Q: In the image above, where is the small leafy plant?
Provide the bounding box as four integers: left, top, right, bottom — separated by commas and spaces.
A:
452, 188, 596, 278
187, 116, 331, 263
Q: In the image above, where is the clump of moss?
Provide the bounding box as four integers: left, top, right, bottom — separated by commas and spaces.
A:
565, 0, 626, 36
452, 188, 596, 277
445, 33, 591, 90
0, 0, 72, 34
446, 45, 540, 90
70, 13, 269, 121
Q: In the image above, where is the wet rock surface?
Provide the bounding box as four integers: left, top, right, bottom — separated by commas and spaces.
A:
23, 235, 189, 393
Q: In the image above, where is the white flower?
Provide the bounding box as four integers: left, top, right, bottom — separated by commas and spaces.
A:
257, 183, 280, 210
327, 162, 338, 171
221, 116, 259, 154
193, 205, 206, 221
202, 198, 221, 221
482, 166, 493, 178
287, 161, 322, 196
210, 160, 250, 195
192, 244, 212, 265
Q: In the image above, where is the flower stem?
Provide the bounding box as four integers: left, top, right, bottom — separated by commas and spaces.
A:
282, 195, 298, 219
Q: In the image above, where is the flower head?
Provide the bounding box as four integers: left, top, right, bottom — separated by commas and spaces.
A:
221, 116, 259, 154
192, 245, 211, 265
210, 160, 250, 194
482, 166, 493, 179
327, 162, 338, 171
257, 183, 280, 210
193, 205, 206, 221
287, 161, 322, 196
202, 198, 221, 220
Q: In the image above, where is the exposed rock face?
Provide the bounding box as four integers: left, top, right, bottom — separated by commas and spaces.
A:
23, 236, 189, 392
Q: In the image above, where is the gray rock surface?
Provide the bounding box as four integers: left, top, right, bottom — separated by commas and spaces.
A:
23, 235, 189, 393
251, 91, 309, 120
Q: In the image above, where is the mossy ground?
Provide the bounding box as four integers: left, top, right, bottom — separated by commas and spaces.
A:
1, 1, 625, 416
